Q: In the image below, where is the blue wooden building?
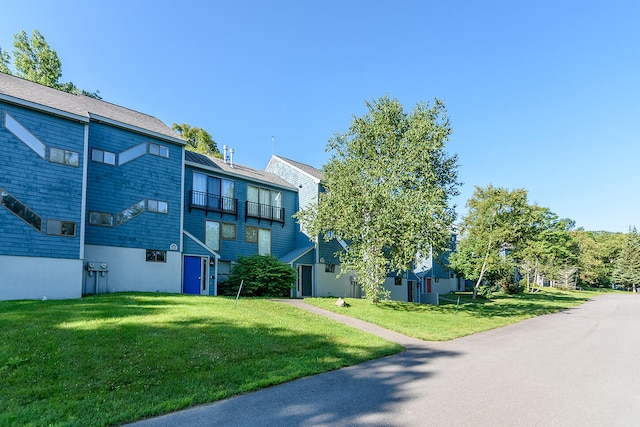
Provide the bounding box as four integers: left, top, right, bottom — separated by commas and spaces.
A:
0, 73, 185, 300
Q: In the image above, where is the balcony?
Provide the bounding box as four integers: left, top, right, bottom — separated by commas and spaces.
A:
189, 190, 238, 218
245, 201, 285, 226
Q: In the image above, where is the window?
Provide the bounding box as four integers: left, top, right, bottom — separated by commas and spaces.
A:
395, 277, 402, 286
148, 199, 168, 213
205, 220, 220, 251
119, 143, 146, 165
146, 249, 166, 262
191, 172, 235, 212
89, 211, 114, 227
247, 185, 282, 221
246, 226, 271, 255
4, 112, 46, 159
258, 228, 271, 255
91, 148, 116, 165
325, 264, 335, 273
0, 187, 42, 231
50, 147, 79, 167
149, 143, 169, 158
221, 222, 236, 240
245, 226, 258, 243
116, 200, 146, 226
46, 219, 76, 236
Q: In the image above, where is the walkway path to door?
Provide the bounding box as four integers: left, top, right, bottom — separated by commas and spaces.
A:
126, 294, 640, 427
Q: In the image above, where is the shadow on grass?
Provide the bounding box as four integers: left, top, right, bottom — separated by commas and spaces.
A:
373, 291, 591, 318
0, 293, 410, 427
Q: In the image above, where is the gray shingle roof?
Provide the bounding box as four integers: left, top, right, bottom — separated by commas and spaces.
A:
0, 73, 184, 144
271, 155, 324, 181
185, 151, 297, 190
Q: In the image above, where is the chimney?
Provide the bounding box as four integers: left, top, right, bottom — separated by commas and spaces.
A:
229, 148, 234, 168
223, 145, 228, 163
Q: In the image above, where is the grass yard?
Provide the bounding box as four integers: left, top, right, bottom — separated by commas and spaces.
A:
0, 293, 402, 427
304, 288, 605, 341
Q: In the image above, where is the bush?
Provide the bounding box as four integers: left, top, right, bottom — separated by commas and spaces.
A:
219, 255, 296, 297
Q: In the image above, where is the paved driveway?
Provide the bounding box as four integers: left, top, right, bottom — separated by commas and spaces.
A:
126, 294, 640, 426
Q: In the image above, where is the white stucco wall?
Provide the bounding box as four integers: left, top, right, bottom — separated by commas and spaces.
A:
0, 255, 83, 300
432, 277, 461, 295
83, 245, 182, 294
315, 264, 360, 297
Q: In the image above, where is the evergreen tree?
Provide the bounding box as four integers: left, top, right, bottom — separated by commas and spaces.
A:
612, 228, 640, 292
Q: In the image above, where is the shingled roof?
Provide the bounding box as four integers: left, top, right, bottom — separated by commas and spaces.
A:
0, 73, 184, 144
270, 155, 324, 181
185, 151, 297, 190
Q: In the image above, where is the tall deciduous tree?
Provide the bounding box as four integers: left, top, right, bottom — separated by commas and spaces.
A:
297, 96, 459, 303
171, 123, 222, 158
1, 29, 100, 98
612, 228, 640, 292
448, 185, 532, 299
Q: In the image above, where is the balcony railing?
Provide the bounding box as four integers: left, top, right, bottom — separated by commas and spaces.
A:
189, 190, 238, 218
245, 201, 285, 225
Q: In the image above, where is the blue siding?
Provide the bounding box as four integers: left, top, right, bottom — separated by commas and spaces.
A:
84, 123, 183, 250
318, 239, 344, 264
0, 104, 85, 259
184, 234, 215, 257
293, 249, 315, 265
184, 165, 298, 262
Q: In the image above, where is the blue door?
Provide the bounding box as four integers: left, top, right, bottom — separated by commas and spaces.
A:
183, 256, 202, 295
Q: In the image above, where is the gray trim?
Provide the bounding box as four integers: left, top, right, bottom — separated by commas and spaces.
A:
89, 113, 186, 146
0, 93, 89, 122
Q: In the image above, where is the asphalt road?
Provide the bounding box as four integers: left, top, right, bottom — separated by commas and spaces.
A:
126, 294, 640, 426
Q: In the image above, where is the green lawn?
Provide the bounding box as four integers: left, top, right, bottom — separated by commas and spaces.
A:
0, 293, 402, 427
304, 288, 605, 341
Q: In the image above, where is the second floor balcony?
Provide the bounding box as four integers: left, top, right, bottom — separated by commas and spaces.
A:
189, 190, 238, 218
246, 200, 285, 225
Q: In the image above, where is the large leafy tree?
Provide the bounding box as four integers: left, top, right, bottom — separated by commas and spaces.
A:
612, 228, 640, 292
518, 207, 577, 290
1, 29, 100, 98
297, 96, 459, 303
172, 123, 222, 158
571, 230, 624, 288
448, 185, 533, 298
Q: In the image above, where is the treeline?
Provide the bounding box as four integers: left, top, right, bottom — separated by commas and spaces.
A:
448, 185, 632, 298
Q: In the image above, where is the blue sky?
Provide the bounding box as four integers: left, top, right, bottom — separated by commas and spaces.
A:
1, 0, 638, 232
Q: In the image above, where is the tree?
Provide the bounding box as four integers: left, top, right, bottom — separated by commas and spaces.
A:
171, 123, 222, 158
448, 185, 533, 299
571, 230, 625, 288
1, 29, 100, 98
518, 207, 577, 291
612, 228, 640, 292
0, 47, 11, 74
297, 96, 460, 303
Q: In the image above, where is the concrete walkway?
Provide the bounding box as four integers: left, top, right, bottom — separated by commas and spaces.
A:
125, 294, 640, 426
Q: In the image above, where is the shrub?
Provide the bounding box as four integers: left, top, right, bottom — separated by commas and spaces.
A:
220, 255, 296, 297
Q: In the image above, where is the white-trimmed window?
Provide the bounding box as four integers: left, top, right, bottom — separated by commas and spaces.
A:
147, 199, 168, 214
89, 211, 114, 227
50, 147, 79, 167
4, 112, 46, 159
119, 143, 146, 165
91, 148, 116, 165
149, 143, 169, 158
46, 219, 76, 236
205, 220, 220, 251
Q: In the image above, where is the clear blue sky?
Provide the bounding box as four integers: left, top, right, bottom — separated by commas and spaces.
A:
2, 0, 638, 232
